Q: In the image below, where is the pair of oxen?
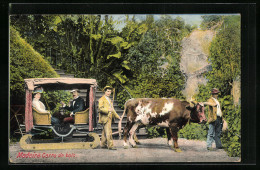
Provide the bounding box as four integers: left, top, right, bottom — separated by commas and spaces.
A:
118, 98, 207, 152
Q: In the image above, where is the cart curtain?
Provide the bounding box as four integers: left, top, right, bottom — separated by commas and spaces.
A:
89, 85, 94, 131
25, 90, 33, 132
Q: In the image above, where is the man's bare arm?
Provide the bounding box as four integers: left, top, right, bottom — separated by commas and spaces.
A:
203, 102, 217, 107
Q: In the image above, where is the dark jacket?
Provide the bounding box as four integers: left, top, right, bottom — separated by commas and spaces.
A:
65, 97, 85, 114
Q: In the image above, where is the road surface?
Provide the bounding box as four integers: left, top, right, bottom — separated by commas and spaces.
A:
9, 137, 240, 163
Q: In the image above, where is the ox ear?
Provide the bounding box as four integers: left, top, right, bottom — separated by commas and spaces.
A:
185, 102, 195, 110
186, 105, 193, 111
182, 101, 194, 110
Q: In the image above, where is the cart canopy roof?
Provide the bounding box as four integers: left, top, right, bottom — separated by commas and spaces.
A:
24, 78, 97, 91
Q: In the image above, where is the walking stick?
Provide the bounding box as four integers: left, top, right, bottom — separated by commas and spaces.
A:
111, 88, 123, 138
111, 88, 115, 113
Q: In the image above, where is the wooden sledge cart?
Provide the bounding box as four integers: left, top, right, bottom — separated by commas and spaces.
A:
20, 78, 100, 150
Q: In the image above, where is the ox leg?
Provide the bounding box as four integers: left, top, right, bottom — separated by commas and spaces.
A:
133, 133, 140, 144
169, 123, 182, 152
166, 128, 173, 146
134, 124, 145, 145
123, 121, 134, 149
129, 123, 140, 148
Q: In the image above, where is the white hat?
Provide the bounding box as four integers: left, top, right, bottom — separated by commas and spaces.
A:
70, 89, 79, 93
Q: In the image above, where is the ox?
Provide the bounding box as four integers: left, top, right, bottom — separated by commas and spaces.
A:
119, 98, 206, 152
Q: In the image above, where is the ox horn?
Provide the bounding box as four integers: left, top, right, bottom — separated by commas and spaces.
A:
191, 100, 196, 105
189, 97, 196, 104
188, 97, 197, 108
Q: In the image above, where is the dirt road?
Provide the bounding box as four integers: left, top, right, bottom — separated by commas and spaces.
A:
9, 137, 240, 163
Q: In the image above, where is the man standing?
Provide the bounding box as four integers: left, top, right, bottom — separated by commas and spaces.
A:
32, 87, 60, 125
204, 88, 223, 151
61, 89, 85, 124
98, 86, 121, 150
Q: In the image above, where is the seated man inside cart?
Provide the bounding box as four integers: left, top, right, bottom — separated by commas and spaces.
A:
32, 87, 60, 125
60, 89, 86, 124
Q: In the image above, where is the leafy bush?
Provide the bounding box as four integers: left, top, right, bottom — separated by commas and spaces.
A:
116, 88, 132, 109
147, 127, 167, 139
219, 96, 241, 157
40, 90, 72, 115
10, 26, 59, 105
178, 123, 208, 140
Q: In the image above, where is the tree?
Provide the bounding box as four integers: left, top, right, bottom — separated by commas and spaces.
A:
200, 15, 224, 30
121, 15, 193, 100
198, 15, 241, 97
10, 15, 144, 89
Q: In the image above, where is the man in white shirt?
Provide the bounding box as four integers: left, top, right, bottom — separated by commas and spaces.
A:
204, 88, 223, 151
98, 86, 121, 150
32, 88, 60, 125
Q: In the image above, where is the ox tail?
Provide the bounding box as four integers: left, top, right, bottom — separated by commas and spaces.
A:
118, 102, 127, 140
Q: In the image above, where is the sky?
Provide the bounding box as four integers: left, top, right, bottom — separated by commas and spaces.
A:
103, 14, 238, 31
110, 14, 203, 31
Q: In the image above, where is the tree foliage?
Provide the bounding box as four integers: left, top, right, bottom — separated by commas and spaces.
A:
200, 15, 224, 30
11, 14, 193, 104
116, 16, 195, 108
10, 26, 59, 104
10, 15, 148, 89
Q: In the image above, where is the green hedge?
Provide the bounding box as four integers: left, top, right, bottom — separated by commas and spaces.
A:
219, 95, 241, 157
10, 26, 59, 104
178, 123, 208, 141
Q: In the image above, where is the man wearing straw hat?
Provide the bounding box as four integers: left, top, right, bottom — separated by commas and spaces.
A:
204, 88, 224, 151
98, 86, 121, 150
32, 87, 60, 125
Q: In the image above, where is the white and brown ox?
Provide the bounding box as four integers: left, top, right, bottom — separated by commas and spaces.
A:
120, 98, 206, 152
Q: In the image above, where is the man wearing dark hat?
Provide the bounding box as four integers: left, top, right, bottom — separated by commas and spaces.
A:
204, 88, 223, 151
61, 89, 85, 124
32, 87, 60, 125
98, 86, 121, 150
